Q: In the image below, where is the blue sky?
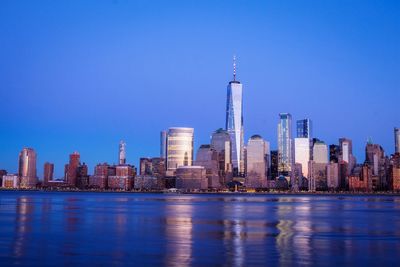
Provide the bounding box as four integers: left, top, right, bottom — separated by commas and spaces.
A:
0, 0, 399, 177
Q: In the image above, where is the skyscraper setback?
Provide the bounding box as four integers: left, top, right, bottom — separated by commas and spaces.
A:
225, 56, 244, 176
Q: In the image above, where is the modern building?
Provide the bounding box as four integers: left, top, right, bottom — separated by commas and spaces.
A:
294, 138, 310, 178
395, 127, 400, 154
175, 166, 207, 190
194, 145, 220, 189
339, 138, 356, 174
166, 127, 194, 173
18, 148, 37, 188
2, 174, 19, 188
43, 162, 54, 185
270, 150, 279, 180
313, 140, 328, 164
296, 119, 312, 139
160, 131, 167, 159
76, 163, 89, 189
245, 135, 269, 188
225, 56, 244, 176
365, 142, 385, 176
211, 128, 232, 185
119, 140, 126, 165
277, 113, 293, 182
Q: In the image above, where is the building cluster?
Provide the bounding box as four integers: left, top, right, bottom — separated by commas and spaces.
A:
1, 59, 400, 193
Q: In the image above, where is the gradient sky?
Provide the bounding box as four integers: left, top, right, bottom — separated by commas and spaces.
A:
1, 0, 399, 178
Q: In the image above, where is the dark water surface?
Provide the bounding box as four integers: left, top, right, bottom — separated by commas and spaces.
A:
1, 191, 400, 266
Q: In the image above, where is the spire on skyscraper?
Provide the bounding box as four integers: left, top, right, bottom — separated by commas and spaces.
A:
233, 55, 236, 81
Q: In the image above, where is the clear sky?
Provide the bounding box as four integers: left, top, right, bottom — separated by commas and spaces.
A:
1, 0, 399, 177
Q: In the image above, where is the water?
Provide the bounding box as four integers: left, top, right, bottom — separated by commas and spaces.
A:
0, 191, 400, 266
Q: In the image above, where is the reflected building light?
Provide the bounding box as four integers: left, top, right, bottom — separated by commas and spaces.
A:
165, 204, 193, 267
223, 203, 245, 267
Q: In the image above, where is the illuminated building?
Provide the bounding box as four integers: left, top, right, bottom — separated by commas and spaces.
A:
119, 140, 126, 165
194, 145, 220, 189
2, 174, 19, 188
225, 56, 244, 176
175, 166, 207, 190
211, 128, 232, 185
166, 127, 194, 173
245, 135, 269, 188
18, 148, 37, 188
296, 119, 312, 138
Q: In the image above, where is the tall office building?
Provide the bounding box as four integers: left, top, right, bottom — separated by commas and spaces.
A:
339, 138, 356, 174
166, 127, 194, 172
278, 113, 293, 174
211, 128, 232, 185
395, 128, 400, 154
365, 142, 385, 176
245, 135, 269, 188
119, 140, 126, 165
160, 131, 167, 159
18, 148, 37, 188
296, 119, 312, 139
329, 144, 340, 163
294, 138, 310, 178
194, 145, 220, 188
313, 140, 329, 164
43, 162, 54, 185
225, 56, 244, 176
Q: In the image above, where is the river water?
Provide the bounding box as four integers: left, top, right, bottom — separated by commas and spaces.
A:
0, 191, 399, 266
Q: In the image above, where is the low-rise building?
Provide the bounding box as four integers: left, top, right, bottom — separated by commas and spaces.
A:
175, 166, 207, 190
2, 174, 19, 188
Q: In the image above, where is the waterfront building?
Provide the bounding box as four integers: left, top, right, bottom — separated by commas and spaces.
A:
194, 145, 220, 189
119, 140, 126, 165
391, 154, 400, 190
18, 148, 37, 188
89, 163, 114, 189
338, 161, 349, 190
313, 140, 328, 164
43, 162, 54, 185
308, 161, 327, 191
134, 176, 161, 190
0, 170, 7, 187
139, 157, 166, 189
278, 113, 293, 184
2, 174, 19, 188
77, 163, 89, 189
296, 119, 312, 139
329, 144, 340, 163
245, 135, 268, 188
108, 165, 135, 190
225, 56, 244, 176
395, 128, 400, 154
349, 164, 372, 192
166, 127, 194, 174
294, 138, 310, 178
65, 152, 80, 187
175, 166, 207, 190
211, 128, 233, 185
327, 163, 339, 190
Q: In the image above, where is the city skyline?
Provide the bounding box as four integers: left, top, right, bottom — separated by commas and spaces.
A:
1, 1, 399, 177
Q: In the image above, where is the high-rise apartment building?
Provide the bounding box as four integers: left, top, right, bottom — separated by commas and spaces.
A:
65, 152, 80, 187
296, 119, 312, 139
18, 148, 37, 188
166, 127, 194, 173
225, 56, 244, 176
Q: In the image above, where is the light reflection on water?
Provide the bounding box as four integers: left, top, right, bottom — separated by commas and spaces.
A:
0, 192, 400, 266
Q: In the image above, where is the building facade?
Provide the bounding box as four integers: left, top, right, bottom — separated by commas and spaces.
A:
194, 145, 220, 189
296, 119, 312, 139
166, 127, 194, 173
18, 148, 37, 188
278, 113, 293, 184
294, 138, 310, 178
211, 128, 232, 185
245, 135, 269, 188
43, 162, 54, 185
175, 166, 207, 190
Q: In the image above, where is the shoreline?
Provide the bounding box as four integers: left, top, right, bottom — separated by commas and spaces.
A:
1, 188, 400, 197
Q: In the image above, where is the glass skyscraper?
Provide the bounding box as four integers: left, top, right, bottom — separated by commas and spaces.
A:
166, 127, 194, 172
225, 57, 244, 176
395, 127, 400, 154
278, 113, 293, 174
296, 119, 312, 138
